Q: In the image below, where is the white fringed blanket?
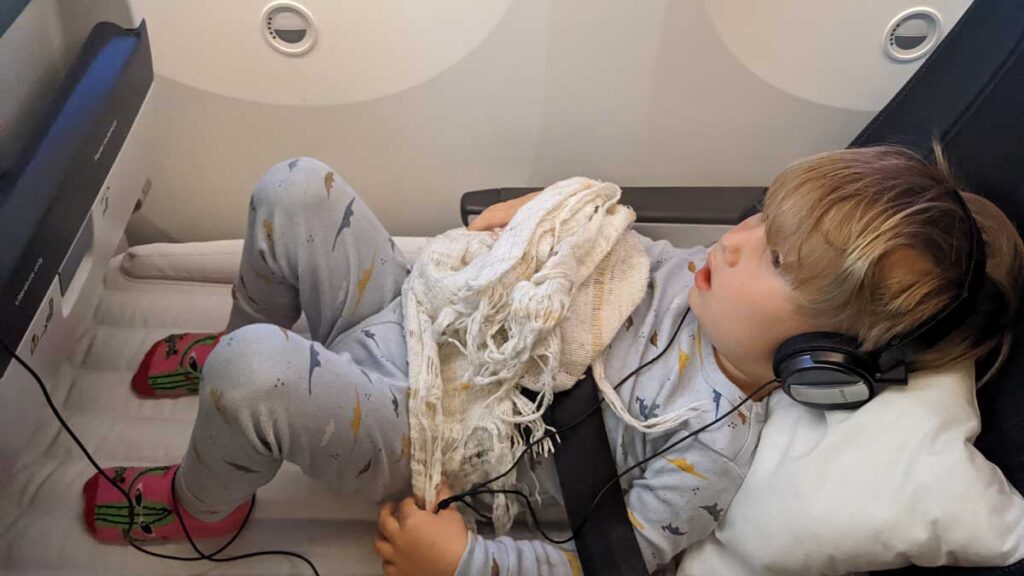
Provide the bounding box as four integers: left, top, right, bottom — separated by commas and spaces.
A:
402, 177, 650, 532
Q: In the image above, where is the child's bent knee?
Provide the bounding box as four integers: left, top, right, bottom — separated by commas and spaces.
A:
250, 157, 351, 213
200, 324, 290, 400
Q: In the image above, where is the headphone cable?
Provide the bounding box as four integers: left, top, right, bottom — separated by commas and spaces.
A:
442, 377, 774, 544
439, 307, 693, 510
438, 305, 777, 544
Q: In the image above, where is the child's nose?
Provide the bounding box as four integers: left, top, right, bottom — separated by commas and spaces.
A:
719, 234, 741, 267
720, 218, 759, 266
724, 236, 741, 266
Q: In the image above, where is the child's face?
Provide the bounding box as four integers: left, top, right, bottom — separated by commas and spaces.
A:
688, 213, 823, 392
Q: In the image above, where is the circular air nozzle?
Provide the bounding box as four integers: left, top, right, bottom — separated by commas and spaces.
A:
261, 2, 317, 56
885, 8, 942, 62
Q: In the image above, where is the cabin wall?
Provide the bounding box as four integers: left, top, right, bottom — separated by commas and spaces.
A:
40, 0, 971, 242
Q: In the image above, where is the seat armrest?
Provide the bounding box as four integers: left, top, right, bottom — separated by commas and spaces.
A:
460, 186, 766, 226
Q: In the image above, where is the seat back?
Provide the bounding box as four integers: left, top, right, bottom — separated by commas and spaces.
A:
851, 2, 1024, 573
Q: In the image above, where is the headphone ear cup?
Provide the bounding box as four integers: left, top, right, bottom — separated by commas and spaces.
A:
774, 331, 882, 409
773, 332, 862, 378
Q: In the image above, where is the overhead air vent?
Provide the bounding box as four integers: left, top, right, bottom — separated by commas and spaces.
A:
885, 8, 942, 62
261, 2, 317, 56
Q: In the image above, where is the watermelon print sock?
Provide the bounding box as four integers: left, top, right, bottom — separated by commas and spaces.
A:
82, 464, 252, 544
132, 332, 224, 398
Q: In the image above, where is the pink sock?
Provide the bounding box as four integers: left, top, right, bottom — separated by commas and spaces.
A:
82, 464, 252, 544
131, 332, 223, 398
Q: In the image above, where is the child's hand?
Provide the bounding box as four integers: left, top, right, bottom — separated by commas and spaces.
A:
467, 191, 541, 232
374, 482, 469, 576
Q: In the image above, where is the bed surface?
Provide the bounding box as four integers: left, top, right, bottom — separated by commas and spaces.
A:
5, 232, 1024, 576
0, 237, 432, 575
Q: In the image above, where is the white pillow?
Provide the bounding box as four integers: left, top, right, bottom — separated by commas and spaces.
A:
121, 240, 246, 283
679, 361, 1024, 575
120, 237, 430, 283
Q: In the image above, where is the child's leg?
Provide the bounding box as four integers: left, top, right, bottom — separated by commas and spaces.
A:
89, 158, 415, 542
133, 157, 408, 397
227, 157, 409, 344
175, 320, 411, 521
87, 316, 411, 543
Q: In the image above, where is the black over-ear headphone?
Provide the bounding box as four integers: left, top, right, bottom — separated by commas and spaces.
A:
772, 188, 987, 410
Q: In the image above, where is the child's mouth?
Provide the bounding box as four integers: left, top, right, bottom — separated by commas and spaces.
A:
695, 263, 712, 291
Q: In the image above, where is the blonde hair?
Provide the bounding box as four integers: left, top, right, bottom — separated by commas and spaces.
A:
762, 144, 1024, 385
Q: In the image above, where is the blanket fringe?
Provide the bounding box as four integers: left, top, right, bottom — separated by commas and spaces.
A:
404, 177, 649, 533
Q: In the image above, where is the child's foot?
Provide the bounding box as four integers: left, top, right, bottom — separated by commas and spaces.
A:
83, 464, 252, 543
132, 332, 223, 398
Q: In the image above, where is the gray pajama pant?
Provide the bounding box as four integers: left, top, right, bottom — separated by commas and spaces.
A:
175, 157, 415, 520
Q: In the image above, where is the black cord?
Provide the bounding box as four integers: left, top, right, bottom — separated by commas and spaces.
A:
437, 307, 778, 545
0, 338, 320, 576
440, 308, 694, 509
453, 378, 775, 544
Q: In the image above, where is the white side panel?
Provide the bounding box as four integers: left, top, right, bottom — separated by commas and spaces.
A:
0, 90, 155, 472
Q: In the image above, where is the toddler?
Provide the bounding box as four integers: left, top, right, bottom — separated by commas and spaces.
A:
83, 147, 1023, 575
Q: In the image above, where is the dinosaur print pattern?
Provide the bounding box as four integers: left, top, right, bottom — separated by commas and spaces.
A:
700, 502, 725, 522
262, 219, 274, 250
362, 328, 381, 352
666, 456, 708, 480
324, 171, 335, 198
356, 454, 373, 477
332, 197, 356, 251
308, 343, 321, 395
627, 508, 645, 531
661, 523, 687, 536
389, 389, 400, 417
562, 550, 583, 576
636, 396, 661, 420
354, 259, 375, 310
